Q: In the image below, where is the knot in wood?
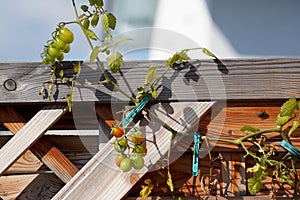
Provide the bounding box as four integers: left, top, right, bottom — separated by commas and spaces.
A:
3, 78, 17, 91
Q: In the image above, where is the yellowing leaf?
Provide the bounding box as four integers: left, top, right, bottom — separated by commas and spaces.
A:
280, 98, 297, 117
73, 62, 81, 75
240, 125, 260, 134
84, 29, 99, 40
276, 115, 290, 127
248, 177, 263, 195
101, 13, 109, 32
202, 48, 217, 59
90, 46, 100, 63
167, 171, 174, 192
106, 52, 123, 73
145, 66, 158, 84
139, 183, 154, 198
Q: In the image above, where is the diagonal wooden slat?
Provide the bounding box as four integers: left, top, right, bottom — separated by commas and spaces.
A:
0, 105, 79, 183
53, 102, 215, 200
0, 105, 69, 178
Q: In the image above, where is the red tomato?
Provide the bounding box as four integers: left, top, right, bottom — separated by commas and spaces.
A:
111, 125, 124, 138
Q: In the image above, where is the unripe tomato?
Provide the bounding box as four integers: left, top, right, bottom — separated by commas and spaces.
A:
115, 154, 126, 167
44, 53, 55, 64
111, 125, 124, 138
120, 158, 132, 172
133, 144, 147, 156
131, 154, 144, 170
63, 44, 71, 53
57, 52, 64, 61
48, 45, 62, 58
131, 129, 144, 144
58, 27, 74, 44
114, 138, 127, 153
53, 37, 67, 50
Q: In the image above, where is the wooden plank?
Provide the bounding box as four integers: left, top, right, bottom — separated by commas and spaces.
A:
0, 58, 300, 103
0, 174, 63, 200
0, 105, 67, 176
220, 153, 246, 196
0, 106, 79, 183
53, 102, 214, 200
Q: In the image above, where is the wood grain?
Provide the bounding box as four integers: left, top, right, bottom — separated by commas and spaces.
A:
0, 105, 67, 176
0, 58, 300, 103
53, 102, 214, 200
0, 106, 79, 183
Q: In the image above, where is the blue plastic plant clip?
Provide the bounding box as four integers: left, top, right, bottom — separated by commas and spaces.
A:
280, 140, 300, 159
122, 96, 150, 128
192, 132, 200, 177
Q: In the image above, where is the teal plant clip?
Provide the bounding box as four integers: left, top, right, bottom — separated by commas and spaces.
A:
192, 132, 201, 176
122, 96, 150, 128
280, 140, 300, 159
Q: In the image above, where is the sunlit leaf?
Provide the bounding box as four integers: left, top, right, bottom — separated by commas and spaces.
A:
59, 69, 64, 78
150, 85, 157, 99
246, 163, 261, 173
167, 171, 174, 192
106, 52, 123, 73
248, 177, 263, 195
139, 183, 154, 198
202, 48, 217, 59
276, 115, 290, 127
240, 125, 260, 134
82, 18, 90, 29
73, 62, 81, 75
280, 98, 297, 117
84, 29, 98, 40
145, 66, 158, 84
101, 13, 109, 32
90, 46, 100, 63
288, 121, 299, 137
67, 91, 73, 112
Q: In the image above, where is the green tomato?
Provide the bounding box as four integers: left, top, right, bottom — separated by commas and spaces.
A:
120, 158, 132, 172
131, 129, 144, 144
131, 154, 144, 170
48, 45, 62, 58
115, 154, 126, 167
53, 37, 67, 50
58, 27, 74, 44
63, 44, 71, 53
114, 138, 128, 153
44, 53, 55, 64
133, 144, 147, 156
56, 52, 64, 61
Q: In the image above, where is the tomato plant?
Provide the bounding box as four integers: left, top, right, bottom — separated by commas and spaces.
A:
131, 129, 144, 144
120, 158, 132, 172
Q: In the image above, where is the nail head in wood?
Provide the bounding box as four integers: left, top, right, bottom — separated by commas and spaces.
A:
3, 78, 17, 91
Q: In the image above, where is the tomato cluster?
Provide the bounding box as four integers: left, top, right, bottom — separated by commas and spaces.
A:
111, 126, 147, 172
41, 26, 74, 65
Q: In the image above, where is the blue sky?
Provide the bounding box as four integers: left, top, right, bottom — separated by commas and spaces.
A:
0, 0, 92, 62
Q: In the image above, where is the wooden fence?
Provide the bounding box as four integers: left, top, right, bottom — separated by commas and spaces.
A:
0, 58, 299, 199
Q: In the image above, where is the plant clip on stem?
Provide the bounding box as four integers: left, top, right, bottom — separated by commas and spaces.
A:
280, 140, 300, 159
192, 132, 200, 177
121, 96, 150, 128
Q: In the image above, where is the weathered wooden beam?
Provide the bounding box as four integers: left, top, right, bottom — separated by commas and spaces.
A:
0, 105, 67, 176
0, 106, 79, 183
53, 102, 214, 200
0, 58, 300, 103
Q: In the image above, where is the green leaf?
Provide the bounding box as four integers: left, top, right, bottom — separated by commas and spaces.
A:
246, 163, 261, 173
89, 0, 96, 6
150, 85, 157, 99
90, 46, 100, 63
84, 29, 98, 40
82, 18, 90, 29
139, 183, 154, 198
107, 13, 117, 30
73, 62, 81, 75
80, 5, 89, 12
67, 92, 73, 112
167, 50, 190, 67
202, 48, 217, 59
101, 13, 109, 32
94, 0, 103, 7
106, 52, 123, 73
276, 115, 291, 127
59, 69, 64, 78
280, 98, 297, 117
288, 121, 299, 137
136, 85, 146, 102
240, 125, 260, 134
248, 177, 263, 195
145, 66, 158, 84
167, 171, 174, 192
91, 14, 99, 28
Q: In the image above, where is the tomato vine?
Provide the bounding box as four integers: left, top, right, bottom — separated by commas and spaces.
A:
40, 0, 300, 199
